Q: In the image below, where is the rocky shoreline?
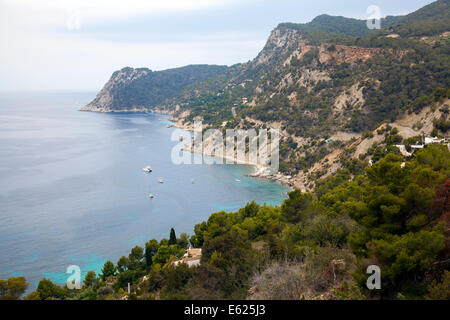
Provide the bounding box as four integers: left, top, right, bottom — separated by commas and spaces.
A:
80, 105, 176, 114
244, 168, 296, 189
173, 121, 298, 190
80, 106, 299, 190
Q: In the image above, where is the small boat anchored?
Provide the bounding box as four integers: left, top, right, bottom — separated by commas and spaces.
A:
157, 179, 164, 184
143, 166, 152, 173
149, 194, 154, 199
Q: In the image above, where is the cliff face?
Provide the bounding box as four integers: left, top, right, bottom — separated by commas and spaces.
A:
216, 25, 395, 135
81, 65, 229, 112
81, 67, 150, 112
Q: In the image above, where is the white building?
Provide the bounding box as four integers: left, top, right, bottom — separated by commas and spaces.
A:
173, 248, 202, 267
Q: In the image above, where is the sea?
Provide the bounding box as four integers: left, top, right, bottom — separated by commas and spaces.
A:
0, 92, 290, 291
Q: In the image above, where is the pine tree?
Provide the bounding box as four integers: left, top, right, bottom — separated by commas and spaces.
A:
100, 261, 116, 281
169, 228, 177, 246
84, 271, 98, 288
145, 239, 159, 269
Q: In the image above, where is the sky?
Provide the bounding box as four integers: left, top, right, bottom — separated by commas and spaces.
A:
0, 0, 436, 92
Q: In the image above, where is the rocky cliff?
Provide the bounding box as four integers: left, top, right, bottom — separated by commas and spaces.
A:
81, 65, 230, 112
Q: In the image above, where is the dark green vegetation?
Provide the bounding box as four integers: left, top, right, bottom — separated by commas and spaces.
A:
278, 14, 400, 42
0, 277, 30, 300
5, 145, 449, 300
386, 0, 450, 37
279, 0, 450, 41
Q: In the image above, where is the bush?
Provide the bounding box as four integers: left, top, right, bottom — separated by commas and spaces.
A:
426, 270, 450, 300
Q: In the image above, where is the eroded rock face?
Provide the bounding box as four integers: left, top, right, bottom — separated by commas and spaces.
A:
318, 44, 383, 65
251, 27, 383, 72
253, 28, 303, 66
81, 67, 151, 112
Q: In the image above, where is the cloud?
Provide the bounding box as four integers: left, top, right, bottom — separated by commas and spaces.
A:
0, 0, 264, 91
0, 30, 264, 91
0, 0, 265, 91
2, 0, 243, 23
6, 0, 235, 10
0, 0, 435, 91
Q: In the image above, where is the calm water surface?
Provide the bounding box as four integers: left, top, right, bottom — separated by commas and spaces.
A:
0, 92, 290, 289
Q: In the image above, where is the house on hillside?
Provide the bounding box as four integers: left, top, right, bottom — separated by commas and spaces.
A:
424, 137, 446, 145
173, 248, 202, 267
396, 134, 448, 157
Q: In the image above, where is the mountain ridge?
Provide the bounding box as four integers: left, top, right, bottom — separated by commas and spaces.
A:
83, 1, 449, 114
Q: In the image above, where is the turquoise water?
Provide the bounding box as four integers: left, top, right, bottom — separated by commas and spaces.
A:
0, 92, 290, 290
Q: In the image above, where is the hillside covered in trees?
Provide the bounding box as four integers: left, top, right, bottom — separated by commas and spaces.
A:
2, 144, 449, 300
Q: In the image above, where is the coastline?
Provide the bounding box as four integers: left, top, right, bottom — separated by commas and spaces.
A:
170, 119, 297, 190
184, 142, 295, 188
80, 106, 298, 190
79, 105, 176, 115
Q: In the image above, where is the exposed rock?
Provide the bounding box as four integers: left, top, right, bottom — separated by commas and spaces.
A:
333, 83, 365, 114
318, 44, 382, 65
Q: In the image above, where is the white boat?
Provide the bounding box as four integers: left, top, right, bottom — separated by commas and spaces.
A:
157, 179, 164, 184
143, 166, 152, 173
149, 194, 154, 199
235, 179, 241, 182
